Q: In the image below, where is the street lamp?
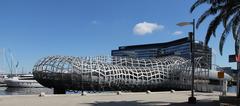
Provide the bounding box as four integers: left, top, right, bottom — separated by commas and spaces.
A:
177, 19, 196, 104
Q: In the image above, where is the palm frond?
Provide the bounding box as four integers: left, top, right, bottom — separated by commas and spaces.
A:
190, 0, 208, 13
219, 18, 233, 55
231, 14, 240, 40
222, 0, 239, 28
196, 6, 222, 28
235, 28, 240, 54
191, 0, 240, 55
205, 14, 223, 45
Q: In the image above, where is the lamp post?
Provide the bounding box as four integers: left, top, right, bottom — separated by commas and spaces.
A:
177, 19, 196, 104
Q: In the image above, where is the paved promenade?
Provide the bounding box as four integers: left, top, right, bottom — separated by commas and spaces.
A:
0, 91, 236, 106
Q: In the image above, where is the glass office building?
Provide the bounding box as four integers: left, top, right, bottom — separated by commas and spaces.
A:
111, 37, 212, 69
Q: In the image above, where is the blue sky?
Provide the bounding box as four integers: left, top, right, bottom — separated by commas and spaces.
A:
0, 0, 236, 73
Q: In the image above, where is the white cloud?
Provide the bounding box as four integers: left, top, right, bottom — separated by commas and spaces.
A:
133, 22, 164, 35
172, 31, 183, 35
91, 20, 98, 24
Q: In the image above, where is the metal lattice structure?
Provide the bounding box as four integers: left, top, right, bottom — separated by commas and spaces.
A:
33, 56, 209, 91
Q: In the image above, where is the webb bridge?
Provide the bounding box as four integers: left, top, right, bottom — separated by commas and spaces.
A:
33, 56, 209, 94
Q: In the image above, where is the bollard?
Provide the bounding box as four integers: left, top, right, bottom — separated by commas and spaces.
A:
146, 90, 151, 94
170, 89, 175, 93
81, 91, 87, 96
39, 92, 46, 97
116, 91, 122, 95
222, 79, 227, 96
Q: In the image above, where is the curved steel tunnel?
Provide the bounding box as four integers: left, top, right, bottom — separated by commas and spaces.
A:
33, 56, 209, 92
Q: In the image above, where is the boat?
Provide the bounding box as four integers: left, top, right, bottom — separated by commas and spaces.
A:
4, 74, 44, 88
0, 74, 8, 84
0, 49, 43, 87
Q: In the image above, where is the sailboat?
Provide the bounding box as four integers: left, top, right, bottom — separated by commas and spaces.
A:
0, 49, 8, 84
0, 74, 8, 84
1, 48, 43, 88
4, 74, 43, 88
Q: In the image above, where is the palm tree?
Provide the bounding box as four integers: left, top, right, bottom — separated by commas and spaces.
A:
190, 0, 240, 55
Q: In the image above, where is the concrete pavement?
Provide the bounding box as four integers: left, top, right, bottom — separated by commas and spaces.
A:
0, 91, 236, 106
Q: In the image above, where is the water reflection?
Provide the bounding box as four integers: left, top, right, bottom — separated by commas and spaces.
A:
228, 86, 236, 93
0, 87, 53, 95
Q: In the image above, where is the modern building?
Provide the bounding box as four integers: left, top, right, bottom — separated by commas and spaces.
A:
111, 37, 212, 69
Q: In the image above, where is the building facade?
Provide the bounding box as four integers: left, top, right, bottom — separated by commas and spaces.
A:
111, 37, 212, 69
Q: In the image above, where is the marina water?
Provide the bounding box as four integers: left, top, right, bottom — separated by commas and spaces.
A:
0, 87, 53, 95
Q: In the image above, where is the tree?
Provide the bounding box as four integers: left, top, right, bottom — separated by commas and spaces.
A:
190, 0, 240, 55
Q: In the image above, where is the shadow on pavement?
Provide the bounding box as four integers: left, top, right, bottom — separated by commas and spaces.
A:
84, 100, 219, 106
